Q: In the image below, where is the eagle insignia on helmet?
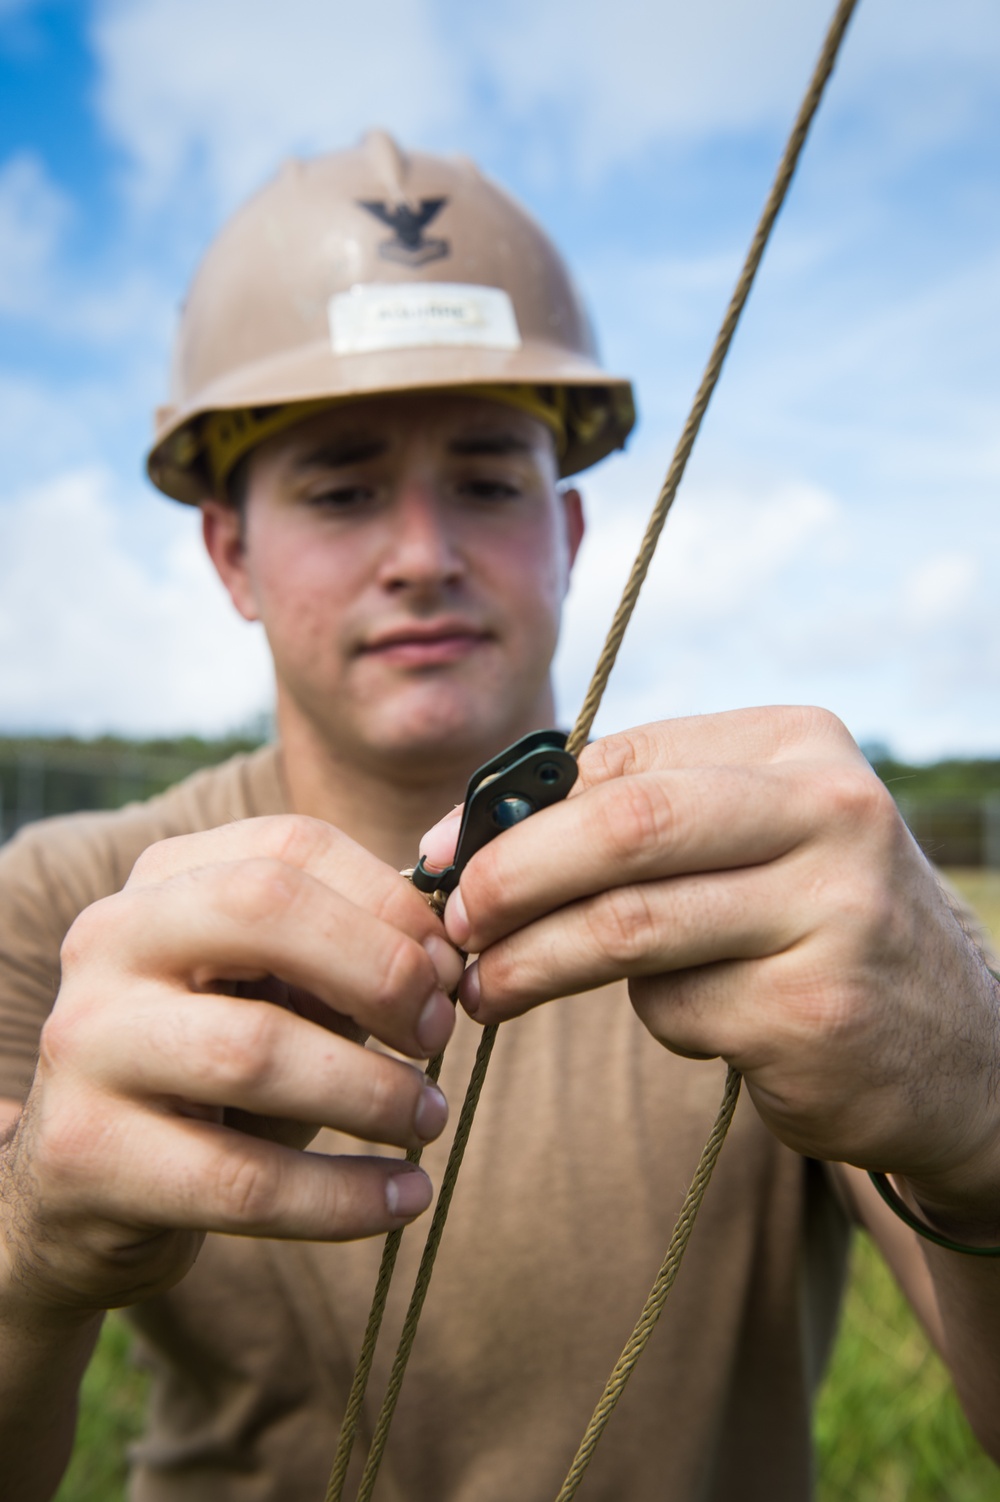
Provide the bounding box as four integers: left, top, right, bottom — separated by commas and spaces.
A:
358, 197, 450, 266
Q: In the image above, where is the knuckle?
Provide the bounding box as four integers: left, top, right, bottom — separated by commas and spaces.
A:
769, 959, 865, 1053
127, 840, 168, 884
127, 832, 194, 885
199, 1006, 282, 1097
817, 763, 895, 837
371, 932, 432, 1015
586, 885, 659, 970
269, 813, 337, 868
595, 775, 678, 868
217, 858, 302, 927
36, 1004, 84, 1076
777, 704, 851, 754
579, 727, 646, 785
214, 1149, 283, 1224
834, 867, 900, 950
363, 1058, 416, 1130
59, 894, 119, 973
577, 736, 617, 785
27, 1094, 110, 1197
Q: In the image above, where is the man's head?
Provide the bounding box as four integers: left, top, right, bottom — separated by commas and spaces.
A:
148, 132, 633, 776
202, 390, 584, 779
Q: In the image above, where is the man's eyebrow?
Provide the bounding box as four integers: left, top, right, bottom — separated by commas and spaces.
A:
448, 433, 535, 457
293, 437, 387, 470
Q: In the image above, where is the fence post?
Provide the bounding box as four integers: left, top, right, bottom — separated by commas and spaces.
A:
984, 797, 1000, 871
16, 752, 45, 834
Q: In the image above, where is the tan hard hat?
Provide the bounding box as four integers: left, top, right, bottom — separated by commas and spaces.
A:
148, 130, 636, 503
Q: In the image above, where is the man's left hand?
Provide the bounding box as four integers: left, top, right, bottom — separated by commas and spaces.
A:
422, 707, 1000, 1230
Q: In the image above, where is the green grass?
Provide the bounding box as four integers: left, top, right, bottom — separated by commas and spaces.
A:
54, 1314, 148, 1502
815, 1232, 1000, 1501
814, 869, 1000, 1502
53, 871, 1000, 1500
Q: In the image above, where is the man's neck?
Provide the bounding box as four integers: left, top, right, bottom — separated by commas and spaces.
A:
275, 695, 558, 873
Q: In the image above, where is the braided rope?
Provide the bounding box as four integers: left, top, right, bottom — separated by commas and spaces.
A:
565, 0, 859, 760
324, 1050, 445, 1502
327, 3, 860, 1495
352, 1024, 499, 1502
554, 1067, 742, 1502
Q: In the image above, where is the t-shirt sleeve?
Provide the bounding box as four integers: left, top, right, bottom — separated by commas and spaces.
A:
0, 806, 169, 1102
0, 750, 284, 1105
0, 822, 99, 1102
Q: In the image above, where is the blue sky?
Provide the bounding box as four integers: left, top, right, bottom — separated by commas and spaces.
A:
0, 0, 998, 758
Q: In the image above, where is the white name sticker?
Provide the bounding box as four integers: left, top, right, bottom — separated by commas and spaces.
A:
329, 282, 521, 355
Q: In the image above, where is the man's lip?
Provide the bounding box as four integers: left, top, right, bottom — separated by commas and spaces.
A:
360, 621, 492, 653
357, 622, 493, 667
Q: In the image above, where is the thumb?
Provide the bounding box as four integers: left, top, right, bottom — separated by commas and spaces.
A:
418, 805, 463, 872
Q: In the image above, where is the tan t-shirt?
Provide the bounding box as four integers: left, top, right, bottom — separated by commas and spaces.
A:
0, 748, 850, 1502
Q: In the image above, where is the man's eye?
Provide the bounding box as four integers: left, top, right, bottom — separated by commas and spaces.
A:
460, 479, 521, 502
307, 485, 373, 510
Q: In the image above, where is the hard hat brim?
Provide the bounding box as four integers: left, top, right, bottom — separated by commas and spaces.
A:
148, 338, 635, 504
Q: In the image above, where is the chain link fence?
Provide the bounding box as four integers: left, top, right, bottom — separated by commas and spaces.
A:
895, 796, 1000, 870
0, 738, 266, 845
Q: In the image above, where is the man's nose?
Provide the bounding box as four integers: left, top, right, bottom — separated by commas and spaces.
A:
376, 482, 464, 592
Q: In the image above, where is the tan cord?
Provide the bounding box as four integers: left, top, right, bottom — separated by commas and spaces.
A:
352, 1024, 498, 1502
328, 3, 860, 1495
554, 1067, 742, 1502
546, 6, 859, 1489
565, 0, 861, 762
324, 1050, 445, 1502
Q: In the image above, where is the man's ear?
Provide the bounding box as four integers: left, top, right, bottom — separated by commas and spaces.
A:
561, 487, 585, 571
201, 500, 260, 622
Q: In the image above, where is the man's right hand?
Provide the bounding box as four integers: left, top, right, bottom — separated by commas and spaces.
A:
0, 815, 463, 1319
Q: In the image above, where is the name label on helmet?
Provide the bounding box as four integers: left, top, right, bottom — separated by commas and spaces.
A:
329, 282, 521, 355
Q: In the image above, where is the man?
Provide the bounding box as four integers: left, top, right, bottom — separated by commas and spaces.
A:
1, 132, 999, 1502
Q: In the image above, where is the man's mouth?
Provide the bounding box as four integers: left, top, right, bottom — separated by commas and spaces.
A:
359, 621, 492, 668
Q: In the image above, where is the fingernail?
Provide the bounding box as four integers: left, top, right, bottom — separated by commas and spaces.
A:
416, 989, 456, 1055
459, 960, 481, 1017
446, 886, 471, 948
422, 934, 464, 993
385, 1167, 432, 1220
413, 1081, 448, 1142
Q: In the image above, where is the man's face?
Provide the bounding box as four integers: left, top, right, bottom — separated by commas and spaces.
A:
203, 392, 584, 776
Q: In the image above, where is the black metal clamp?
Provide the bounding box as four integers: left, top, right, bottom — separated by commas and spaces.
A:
410, 729, 578, 903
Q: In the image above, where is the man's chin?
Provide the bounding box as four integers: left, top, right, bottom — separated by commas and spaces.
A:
352, 686, 534, 774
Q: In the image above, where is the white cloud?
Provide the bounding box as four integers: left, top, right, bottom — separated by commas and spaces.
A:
0, 152, 70, 314
478, 0, 1000, 178
552, 450, 1000, 760
586, 221, 1000, 532
0, 471, 273, 735
0, 145, 174, 354
901, 553, 980, 627
462, 0, 834, 179
91, 0, 842, 210
89, 0, 1000, 213
92, 0, 467, 213
0, 375, 99, 481
554, 468, 843, 730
